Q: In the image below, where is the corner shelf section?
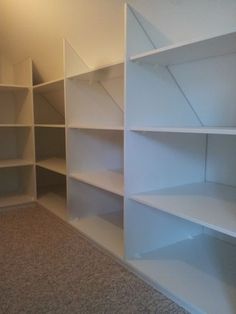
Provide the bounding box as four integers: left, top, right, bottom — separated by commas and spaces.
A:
130, 31, 236, 66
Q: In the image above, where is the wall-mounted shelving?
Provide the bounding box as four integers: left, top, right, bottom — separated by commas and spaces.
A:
0, 54, 35, 208
64, 41, 125, 258
125, 4, 236, 313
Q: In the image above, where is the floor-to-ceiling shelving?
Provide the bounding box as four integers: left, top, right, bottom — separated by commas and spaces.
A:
65, 47, 125, 257
0, 55, 35, 208
33, 78, 67, 219
125, 4, 236, 313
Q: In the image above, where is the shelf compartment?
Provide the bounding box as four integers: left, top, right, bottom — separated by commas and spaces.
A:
130, 31, 236, 66
33, 79, 65, 125
66, 63, 124, 129
70, 170, 123, 196
0, 88, 32, 124
37, 157, 66, 176
126, 199, 236, 314
37, 167, 67, 220
68, 128, 123, 178
127, 47, 236, 129
35, 127, 65, 165
0, 127, 34, 165
0, 166, 35, 208
68, 179, 123, 258
132, 182, 236, 238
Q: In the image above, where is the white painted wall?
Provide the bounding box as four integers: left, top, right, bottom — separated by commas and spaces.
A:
1, 0, 236, 82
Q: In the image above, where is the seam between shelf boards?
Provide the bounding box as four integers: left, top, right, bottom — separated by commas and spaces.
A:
165, 66, 204, 127
129, 5, 156, 50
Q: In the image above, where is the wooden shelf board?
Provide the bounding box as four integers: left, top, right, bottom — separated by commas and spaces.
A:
37, 187, 67, 221
0, 194, 34, 208
33, 78, 64, 93
70, 170, 124, 196
130, 31, 236, 66
130, 126, 236, 135
132, 182, 236, 238
0, 84, 29, 91
37, 158, 66, 175
129, 234, 236, 314
68, 125, 123, 131
71, 211, 124, 259
0, 159, 33, 168
35, 124, 65, 128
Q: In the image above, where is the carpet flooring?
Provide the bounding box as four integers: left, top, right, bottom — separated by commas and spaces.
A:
0, 206, 188, 314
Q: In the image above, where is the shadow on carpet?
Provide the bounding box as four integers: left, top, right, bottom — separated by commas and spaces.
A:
0, 206, 188, 314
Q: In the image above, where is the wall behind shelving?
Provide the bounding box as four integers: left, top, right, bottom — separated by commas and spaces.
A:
0, 0, 236, 83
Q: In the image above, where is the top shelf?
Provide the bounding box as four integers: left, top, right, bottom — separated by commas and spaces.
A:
33, 78, 64, 93
69, 62, 124, 81
130, 31, 236, 66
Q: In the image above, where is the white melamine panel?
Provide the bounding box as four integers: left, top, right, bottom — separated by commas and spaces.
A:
0, 166, 35, 207
0, 127, 34, 163
34, 84, 65, 125
0, 85, 28, 91
170, 53, 236, 127
0, 89, 32, 124
126, 131, 205, 195
129, 233, 236, 314
132, 182, 236, 238
66, 67, 124, 129
125, 199, 201, 258
130, 126, 236, 135
70, 170, 123, 197
126, 61, 201, 128
35, 127, 65, 162
36, 167, 67, 219
125, 4, 155, 58
131, 31, 236, 66
68, 129, 123, 173
207, 135, 236, 187
71, 211, 124, 259
0, 56, 32, 86
68, 178, 123, 219
64, 40, 90, 78
37, 157, 66, 176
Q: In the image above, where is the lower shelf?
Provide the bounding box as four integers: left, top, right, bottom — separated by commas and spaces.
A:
0, 194, 34, 208
71, 211, 124, 259
128, 234, 236, 314
37, 185, 67, 221
37, 158, 66, 175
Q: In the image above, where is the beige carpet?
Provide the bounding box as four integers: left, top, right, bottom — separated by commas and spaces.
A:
0, 206, 188, 314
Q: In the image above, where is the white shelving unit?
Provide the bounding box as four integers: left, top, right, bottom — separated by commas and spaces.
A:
65, 41, 124, 257
33, 78, 67, 218
125, 4, 236, 313
0, 55, 35, 208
